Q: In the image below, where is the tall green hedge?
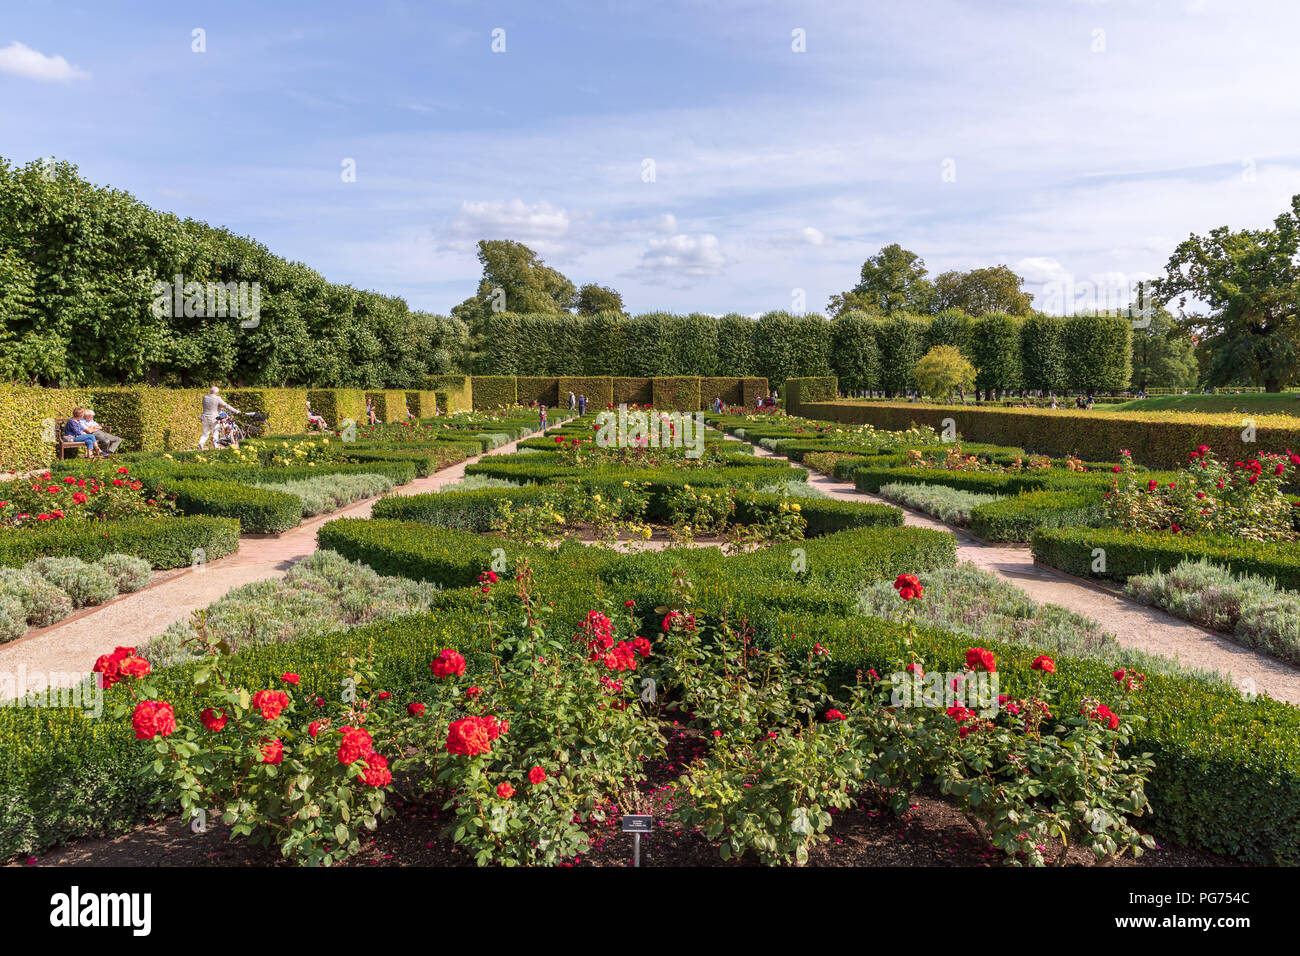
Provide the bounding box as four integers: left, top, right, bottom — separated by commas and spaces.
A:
471, 376, 518, 410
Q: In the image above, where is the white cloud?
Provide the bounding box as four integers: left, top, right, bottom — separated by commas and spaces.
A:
635, 233, 727, 283
0, 42, 90, 82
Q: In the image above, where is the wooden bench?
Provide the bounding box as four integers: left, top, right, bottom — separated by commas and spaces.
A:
55, 418, 99, 460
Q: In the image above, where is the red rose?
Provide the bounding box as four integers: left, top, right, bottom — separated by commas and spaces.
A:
200, 708, 228, 732
251, 689, 290, 720
496, 782, 515, 799
431, 648, 466, 678
445, 716, 494, 756
892, 573, 923, 600
407, 701, 426, 716
119, 656, 151, 679
825, 709, 847, 721
632, 636, 652, 658
117, 467, 129, 474
337, 726, 374, 765
72, 492, 87, 504
280, 672, 300, 685
466, 685, 482, 698
132, 700, 177, 740
1031, 655, 1055, 674
528, 765, 547, 785
261, 739, 284, 764
358, 751, 392, 787
965, 647, 997, 673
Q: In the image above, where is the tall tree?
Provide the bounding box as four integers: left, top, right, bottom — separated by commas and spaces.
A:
575, 283, 624, 316
1156, 194, 1300, 392
831, 244, 934, 316
932, 265, 1034, 316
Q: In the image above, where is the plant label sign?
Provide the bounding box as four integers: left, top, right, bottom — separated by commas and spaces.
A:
621, 815, 653, 834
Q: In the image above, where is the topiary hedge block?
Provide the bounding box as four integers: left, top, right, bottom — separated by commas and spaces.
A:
613, 377, 653, 406
471, 376, 518, 410
651, 377, 702, 410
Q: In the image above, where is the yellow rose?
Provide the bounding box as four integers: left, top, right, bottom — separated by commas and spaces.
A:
791, 503, 801, 512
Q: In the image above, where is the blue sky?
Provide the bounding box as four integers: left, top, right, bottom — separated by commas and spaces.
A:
3, 0, 1299, 316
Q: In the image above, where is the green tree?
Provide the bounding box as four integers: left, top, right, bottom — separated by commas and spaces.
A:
575, 283, 624, 316
1156, 194, 1300, 392
970, 313, 1022, 399
933, 265, 1034, 316
834, 244, 934, 315
1130, 311, 1199, 392
914, 345, 975, 400
1019, 313, 1069, 394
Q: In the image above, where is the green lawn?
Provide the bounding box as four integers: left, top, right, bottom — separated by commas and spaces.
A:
1111, 393, 1300, 415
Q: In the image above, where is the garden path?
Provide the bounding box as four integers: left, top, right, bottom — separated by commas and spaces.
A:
0, 431, 542, 696
736, 435, 1300, 706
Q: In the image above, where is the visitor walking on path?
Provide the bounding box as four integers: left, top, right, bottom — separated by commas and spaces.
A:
539, 404, 548, 432
568, 391, 576, 411
199, 387, 241, 449
578, 394, 587, 415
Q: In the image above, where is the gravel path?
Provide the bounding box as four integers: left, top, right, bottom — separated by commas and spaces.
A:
0, 431, 543, 696
742, 436, 1300, 706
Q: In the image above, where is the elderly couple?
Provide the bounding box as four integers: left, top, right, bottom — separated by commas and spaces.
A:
63, 407, 121, 457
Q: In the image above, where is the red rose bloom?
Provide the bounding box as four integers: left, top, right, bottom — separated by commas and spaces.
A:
251, 689, 290, 720
200, 708, 228, 732
93, 646, 137, 688
445, 716, 494, 756
893, 573, 923, 600
280, 672, 300, 685
431, 648, 466, 678
496, 782, 515, 799
337, 727, 374, 765
825, 709, 847, 721
1031, 655, 1056, 674
407, 701, 426, 716
965, 647, 997, 673
358, 751, 392, 787
132, 700, 177, 740
114, 655, 148, 679
528, 765, 547, 785
261, 739, 284, 764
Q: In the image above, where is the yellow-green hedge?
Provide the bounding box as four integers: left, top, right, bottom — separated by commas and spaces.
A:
0, 384, 90, 469
425, 375, 472, 412
800, 399, 1300, 469
558, 376, 614, 409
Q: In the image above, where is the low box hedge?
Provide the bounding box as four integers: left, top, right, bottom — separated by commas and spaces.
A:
968, 490, 1100, 543
167, 479, 304, 534
0, 516, 240, 569
1031, 526, 1300, 588
732, 492, 903, 535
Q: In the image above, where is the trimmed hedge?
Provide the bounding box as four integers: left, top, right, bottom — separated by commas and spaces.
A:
700, 377, 744, 406
733, 492, 904, 535
968, 490, 1099, 542
785, 376, 838, 415
471, 376, 518, 410
424, 375, 472, 412
166, 480, 304, 534
0, 517, 240, 569
1031, 526, 1300, 589
517, 376, 560, 407
613, 377, 653, 406
800, 397, 1300, 470
558, 376, 614, 409
651, 377, 702, 411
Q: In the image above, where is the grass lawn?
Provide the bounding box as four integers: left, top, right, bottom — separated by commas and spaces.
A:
1110, 393, 1300, 415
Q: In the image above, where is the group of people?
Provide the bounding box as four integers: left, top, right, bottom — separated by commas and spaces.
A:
61, 408, 121, 457
565, 392, 590, 415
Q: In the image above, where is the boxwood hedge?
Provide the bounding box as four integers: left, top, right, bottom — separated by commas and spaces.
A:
167, 480, 304, 534
0, 516, 240, 569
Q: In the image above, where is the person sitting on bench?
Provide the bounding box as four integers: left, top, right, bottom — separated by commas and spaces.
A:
63, 408, 99, 457
81, 408, 122, 455
306, 401, 330, 431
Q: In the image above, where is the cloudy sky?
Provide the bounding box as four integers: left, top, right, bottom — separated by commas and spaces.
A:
3, 0, 1299, 315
